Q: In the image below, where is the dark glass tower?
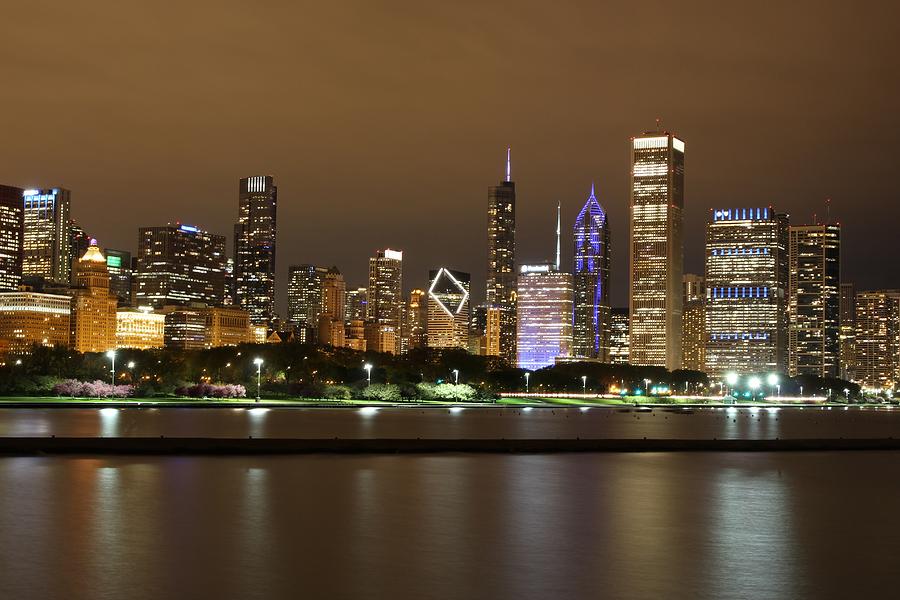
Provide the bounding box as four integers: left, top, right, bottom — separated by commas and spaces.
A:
234, 175, 277, 325
487, 148, 516, 363
573, 184, 610, 360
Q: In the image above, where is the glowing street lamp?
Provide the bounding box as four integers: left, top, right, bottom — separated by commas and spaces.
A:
106, 349, 117, 385
452, 369, 459, 385
253, 357, 264, 401
364, 363, 373, 386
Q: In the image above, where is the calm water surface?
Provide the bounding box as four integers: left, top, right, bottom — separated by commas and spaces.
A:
1, 451, 898, 600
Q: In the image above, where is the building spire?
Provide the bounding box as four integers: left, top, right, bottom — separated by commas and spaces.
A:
506, 146, 511, 182
555, 201, 561, 270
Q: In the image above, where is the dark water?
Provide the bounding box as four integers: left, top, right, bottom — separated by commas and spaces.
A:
1, 452, 898, 600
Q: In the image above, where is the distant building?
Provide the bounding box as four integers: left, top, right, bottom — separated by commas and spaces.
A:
318, 267, 346, 348
0, 291, 71, 355
609, 307, 630, 365
288, 264, 327, 327
839, 282, 856, 381
0, 185, 24, 292
573, 184, 610, 360
516, 264, 574, 371
116, 308, 165, 350
788, 224, 841, 377
487, 148, 517, 364
104, 248, 133, 307
704, 207, 789, 376
23, 187, 71, 285
854, 291, 899, 389
681, 273, 706, 371
234, 175, 277, 324
367, 249, 403, 353
135, 224, 227, 308
70, 242, 117, 353
426, 268, 470, 350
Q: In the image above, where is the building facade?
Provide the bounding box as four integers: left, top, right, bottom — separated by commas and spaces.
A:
367, 249, 403, 353
788, 224, 841, 377
426, 268, 470, 350
516, 264, 574, 371
704, 207, 789, 376
628, 132, 684, 370
71, 242, 118, 353
487, 148, 517, 364
234, 175, 277, 324
0, 185, 23, 292
681, 273, 706, 371
23, 188, 71, 285
573, 184, 610, 360
0, 291, 71, 355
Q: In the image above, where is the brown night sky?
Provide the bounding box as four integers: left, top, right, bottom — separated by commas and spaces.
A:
2, 1, 899, 312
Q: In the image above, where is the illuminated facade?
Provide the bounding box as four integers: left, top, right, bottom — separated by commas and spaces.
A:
839, 282, 856, 380
681, 273, 706, 371
367, 249, 403, 353
609, 307, 630, 365
704, 207, 789, 376
788, 224, 841, 377
116, 308, 165, 349
104, 248, 133, 306
71, 242, 118, 353
516, 264, 574, 370
317, 267, 346, 347
23, 188, 71, 285
629, 132, 684, 370
135, 224, 226, 308
0, 185, 23, 292
287, 264, 327, 326
853, 291, 899, 389
0, 291, 71, 355
426, 268, 470, 350
573, 184, 610, 360
234, 175, 277, 324
487, 148, 517, 364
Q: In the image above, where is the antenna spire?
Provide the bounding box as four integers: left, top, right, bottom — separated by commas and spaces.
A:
506, 146, 511, 182
555, 201, 561, 270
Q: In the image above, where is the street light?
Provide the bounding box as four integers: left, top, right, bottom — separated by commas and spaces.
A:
364, 363, 373, 386
524, 372, 530, 393
253, 357, 264, 401
581, 375, 587, 394
452, 369, 459, 385
106, 350, 117, 385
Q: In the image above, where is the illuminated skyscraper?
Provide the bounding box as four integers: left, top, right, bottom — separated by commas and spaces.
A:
854, 291, 899, 389
426, 268, 470, 350
487, 148, 517, 363
104, 248, 133, 306
573, 184, 610, 360
788, 224, 841, 377
516, 263, 574, 370
0, 185, 23, 292
23, 187, 71, 285
234, 175, 277, 324
367, 249, 403, 353
71, 241, 118, 353
681, 273, 706, 371
609, 307, 630, 365
318, 267, 346, 347
287, 264, 327, 327
839, 282, 856, 380
705, 207, 789, 376
629, 131, 684, 370
134, 224, 227, 308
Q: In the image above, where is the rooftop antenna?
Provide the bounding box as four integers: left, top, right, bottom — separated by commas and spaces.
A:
555, 201, 561, 270
506, 146, 511, 182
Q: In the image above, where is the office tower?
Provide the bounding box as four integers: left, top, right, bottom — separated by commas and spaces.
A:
704, 207, 789, 376
403, 288, 426, 351
160, 304, 251, 350
134, 224, 227, 308
234, 175, 277, 324
788, 224, 841, 377
345, 287, 368, 322
318, 267, 346, 347
70, 241, 118, 353
516, 263, 574, 370
573, 184, 610, 360
839, 283, 856, 380
487, 148, 517, 364
22, 187, 71, 285
854, 291, 899, 389
104, 249, 133, 306
0, 185, 23, 292
681, 273, 706, 371
116, 307, 166, 349
609, 307, 630, 365
629, 131, 684, 370
0, 291, 71, 354
287, 264, 327, 326
426, 268, 471, 350
367, 249, 403, 353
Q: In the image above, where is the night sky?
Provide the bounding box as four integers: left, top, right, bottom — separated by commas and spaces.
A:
3, 1, 899, 312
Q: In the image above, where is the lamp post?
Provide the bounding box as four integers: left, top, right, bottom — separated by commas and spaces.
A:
253, 357, 264, 402
364, 363, 373, 386
106, 350, 117, 385
524, 372, 530, 394
452, 369, 459, 385
581, 375, 587, 395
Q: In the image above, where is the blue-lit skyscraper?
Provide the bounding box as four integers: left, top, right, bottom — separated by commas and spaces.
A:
573, 184, 610, 360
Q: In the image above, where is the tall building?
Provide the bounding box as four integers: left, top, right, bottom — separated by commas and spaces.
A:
234, 175, 277, 324
573, 184, 610, 360
287, 264, 327, 326
426, 268, 470, 350
318, 267, 346, 347
104, 248, 133, 307
0, 291, 71, 355
839, 282, 856, 381
516, 263, 574, 371
345, 287, 368, 322
681, 273, 706, 372
0, 185, 24, 292
70, 241, 118, 353
134, 224, 227, 308
367, 249, 403, 353
487, 148, 517, 364
854, 291, 899, 390
704, 207, 789, 376
609, 307, 630, 365
116, 308, 166, 350
629, 131, 684, 370
788, 224, 841, 377
23, 187, 71, 285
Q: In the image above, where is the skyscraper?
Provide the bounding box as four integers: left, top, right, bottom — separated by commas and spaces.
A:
426, 268, 470, 350
629, 130, 684, 370
573, 184, 610, 360
134, 224, 227, 308
487, 148, 517, 364
788, 224, 841, 377
287, 264, 327, 327
516, 263, 574, 371
234, 175, 277, 324
367, 249, 403, 353
839, 282, 856, 381
704, 207, 789, 376
23, 187, 71, 285
854, 291, 899, 390
318, 267, 346, 347
0, 185, 24, 292
681, 273, 706, 371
